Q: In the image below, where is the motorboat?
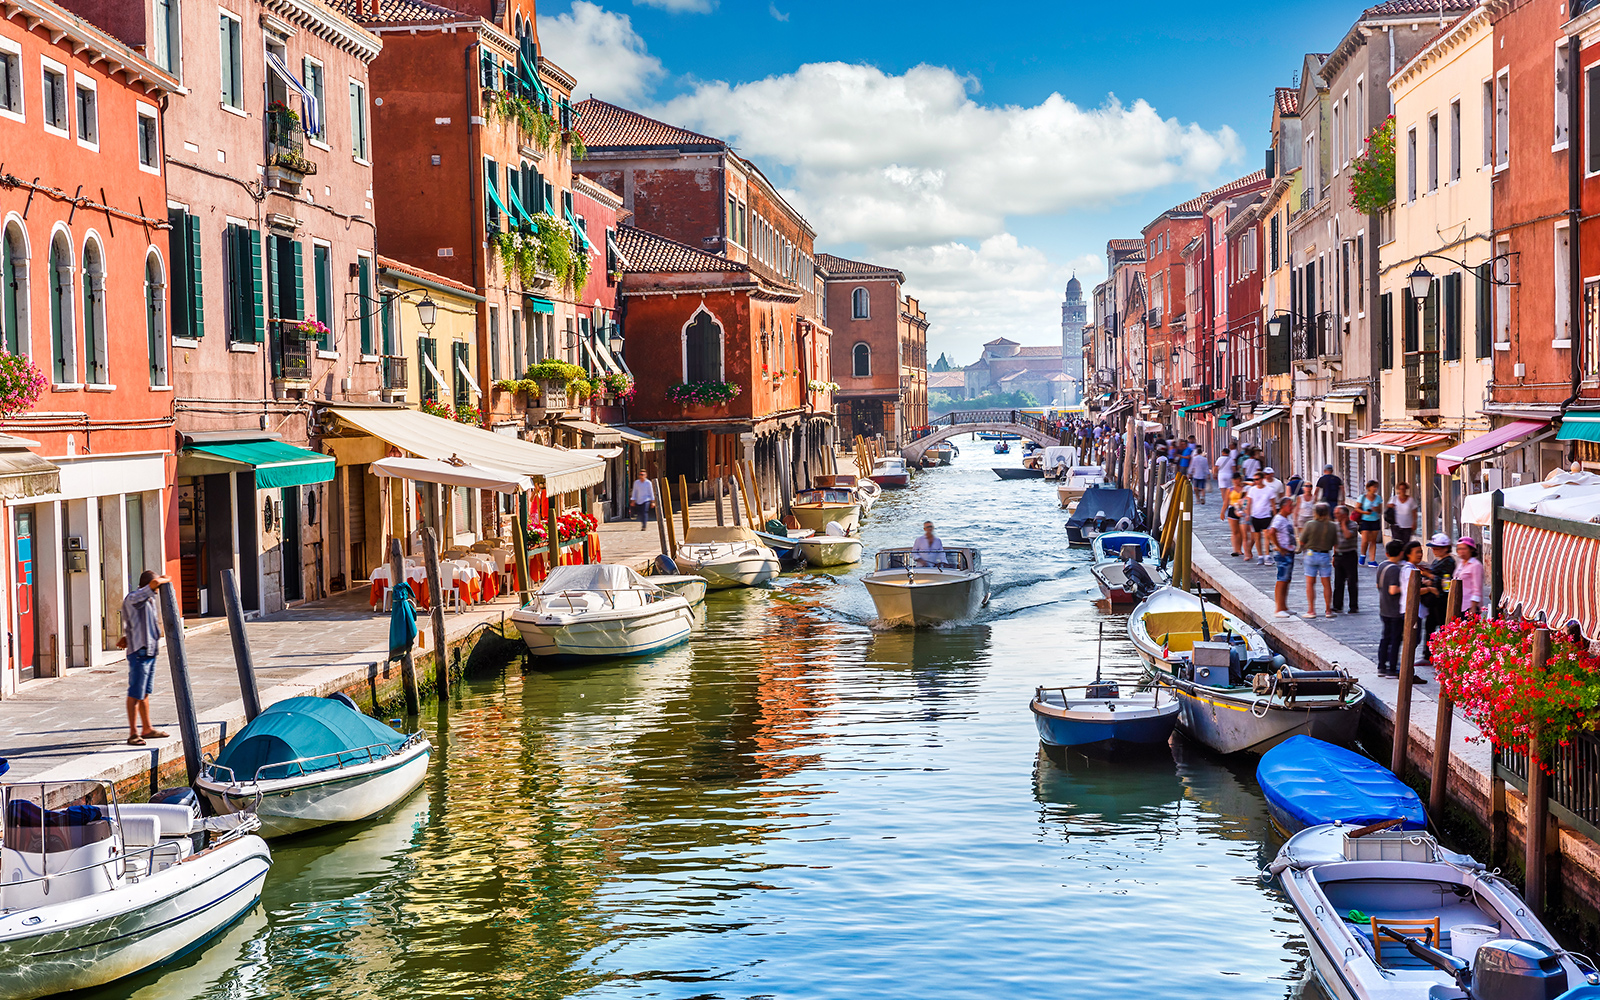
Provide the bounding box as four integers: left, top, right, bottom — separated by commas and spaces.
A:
927, 443, 957, 466
795, 522, 863, 567
993, 441, 1010, 455
861, 546, 991, 626
752, 523, 811, 553
1088, 531, 1168, 604
978, 431, 1021, 442
1039, 446, 1083, 480
1257, 735, 1426, 837
1269, 823, 1592, 1000
790, 488, 861, 533
1066, 486, 1142, 545
992, 466, 1045, 481
0, 780, 270, 999
869, 457, 912, 488
1030, 683, 1179, 750
676, 526, 781, 588
1128, 587, 1365, 754
196, 695, 432, 838
510, 564, 695, 660
854, 477, 882, 514
1056, 466, 1108, 507
648, 573, 708, 607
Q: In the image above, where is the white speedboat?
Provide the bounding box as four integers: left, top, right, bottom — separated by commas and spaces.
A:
1088, 531, 1167, 603
676, 526, 781, 589
0, 781, 270, 999
1056, 466, 1107, 507
795, 522, 863, 567
861, 546, 991, 626
196, 695, 431, 838
790, 488, 861, 533
1269, 823, 1592, 1000
648, 573, 708, 607
511, 564, 694, 659
869, 457, 911, 488
854, 477, 882, 514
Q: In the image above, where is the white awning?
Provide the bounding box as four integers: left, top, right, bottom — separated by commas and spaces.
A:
455, 353, 482, 395
421, 352, 447, 394
371, 457, 532, 494
328, 406, 605, 495
1231, 408, 1286, 434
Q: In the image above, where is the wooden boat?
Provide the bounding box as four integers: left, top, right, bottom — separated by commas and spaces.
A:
1088, 531, 1168, 603
1031, 683, 1179, 750
0, 782, 269, 1000
1128, 587, 1364, 754
1256, 735, 1426, 837
676, 526, 781, 589
854, 477, 882, 514
1270, 823, 1591, 1000
196, 696, 432, 838
861, 546, 991, 626
869, 457, 911, 488
509, 564, 695, 660
790, 487, 861, 533
992, 466, 1044, 480
795, 525, 863, 567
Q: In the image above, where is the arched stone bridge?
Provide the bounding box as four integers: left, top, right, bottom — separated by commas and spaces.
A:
901, 410, 1063, 465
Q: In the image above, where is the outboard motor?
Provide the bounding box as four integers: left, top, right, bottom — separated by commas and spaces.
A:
1472, 939, 1570, 1000
1124, 559, 1159, 601
654, 553, 679, 576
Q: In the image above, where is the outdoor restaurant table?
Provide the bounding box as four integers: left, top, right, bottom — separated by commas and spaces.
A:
369, 564, 431, 611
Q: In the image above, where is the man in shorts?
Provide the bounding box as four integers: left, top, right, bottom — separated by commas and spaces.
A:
1269, 497, 1299, 618
118, 569, 170, 746
1245, 472, 1278, 565
1298, 502, 1337, 618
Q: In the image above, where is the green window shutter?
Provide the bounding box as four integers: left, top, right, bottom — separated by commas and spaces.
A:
186, 215, 204, 338
225, 224, 241, 341
314, 245, 332, 348
484, 158, 499, 232
266, 233, 279, 319
249, 228, 265, 343
380, 289, 392, 354
292, 240, 305, 321
358, 257, 372, 355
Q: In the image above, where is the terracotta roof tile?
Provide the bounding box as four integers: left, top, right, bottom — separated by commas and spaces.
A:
324, 0, 460, 23
1108, 238, 1144, 250
376, 255, 475, 294
573, 99, 724, 150
1363, 0, 1474, 17
815, 252, 904, 280
1207, 169, 1270, 199
928, 371, 966, 389
1015, 345, 1062, 358
1276, 88, 1300, 116
613, 226, 746, 274
984, 337, 1021, 346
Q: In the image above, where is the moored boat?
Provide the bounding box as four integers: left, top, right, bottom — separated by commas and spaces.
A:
1128, 587, 1364, 754
869, 457, 912, 488
510, 564, 695, 660
790, 488, 861, 533
196, 696, 432, 838
676, 526, 781, 589
0, 780, 270, 1000
861, 546, 991, 626
927, 443, 957, 466
1088, 531, 1168, 603
649, 574, 709, 607
1066, 486, 1142, 545
1256, 736, 1426, 837
1030, 682, 1179, 750
795, 523, 863, 567
992, 466, 1045, 480
854, 477, 882, 514
1056, 466, 1108, 506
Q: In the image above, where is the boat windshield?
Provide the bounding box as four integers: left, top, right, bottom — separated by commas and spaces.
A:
3, 781, 114, 852
795, 490, 853, 505
538, 564, 656, 594
876, 547, 977, 572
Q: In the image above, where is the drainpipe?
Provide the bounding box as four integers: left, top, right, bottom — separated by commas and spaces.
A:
1560, 34, 1584, 441
465, 40, 488, 430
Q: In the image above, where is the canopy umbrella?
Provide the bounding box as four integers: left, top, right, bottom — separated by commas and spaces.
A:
1460, 471, 1600, 526
371, 456, 533, 494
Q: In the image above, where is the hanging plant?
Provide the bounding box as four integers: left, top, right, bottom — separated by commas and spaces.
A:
1349, 115, 1396, 215
483, 89, 559, 151
568, 130, 587, 161
667, 381, 741, 406
807, 380, 841, 393
280, 319, 331, 341
602, 372, 635, 400
0, 352, 47, 417
454, 403, 483, 425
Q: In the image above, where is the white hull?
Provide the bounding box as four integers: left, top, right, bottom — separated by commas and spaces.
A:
791, 504, 860, 534
795, 536, 862, 567
862, 570, 990, 625
511, 601, 694, 659
198, 741, 432, 838
650, 574, 708, 606
0, 837, 271, 1000
678, 544, 780, 589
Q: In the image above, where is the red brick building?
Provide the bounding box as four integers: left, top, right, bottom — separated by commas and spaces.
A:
0, 0, 178, 686
1562, 1, 1600, 462
1141, 195, 1208, 412
817, 253, 912, 444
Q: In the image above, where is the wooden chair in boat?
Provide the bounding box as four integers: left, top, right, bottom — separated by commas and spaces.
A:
1370, 917, 1442, 968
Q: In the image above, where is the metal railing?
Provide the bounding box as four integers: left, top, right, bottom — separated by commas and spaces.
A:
203, 732, 425, 785
535, 586, 684, 611
875, 547, 980, 572
1404, 351, 1439, 410
906, 409, 1054, 441
279, 340, 311, 381
267, 110, 317, 176
382, 355, 408, 391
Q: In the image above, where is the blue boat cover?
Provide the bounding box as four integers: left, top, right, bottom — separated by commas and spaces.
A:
214, 697, 406, 781
1257, 735, 1426, 830
1067, 486, 1140, 531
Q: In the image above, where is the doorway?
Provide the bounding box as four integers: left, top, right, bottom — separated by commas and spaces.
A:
282, 486, 302, 602
13, 507, 38, 681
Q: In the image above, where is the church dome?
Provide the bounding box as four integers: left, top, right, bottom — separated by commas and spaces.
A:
1066, 274, 1082, 298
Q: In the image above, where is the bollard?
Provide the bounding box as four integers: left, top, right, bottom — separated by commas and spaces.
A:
1428, 582, 1463, 819
157, 582, 203, 785
220, 568, 262, 722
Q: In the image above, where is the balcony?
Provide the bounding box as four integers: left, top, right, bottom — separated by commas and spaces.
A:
273, 339, 312, 398
1404, 351, 1440, 412
381, 355, 408, 401
266, 107, 317, 191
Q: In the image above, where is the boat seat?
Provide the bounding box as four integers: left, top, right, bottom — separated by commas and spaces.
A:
544, 591, 601, 612
1364, 918, 1445, 970
118, 813, 160, 850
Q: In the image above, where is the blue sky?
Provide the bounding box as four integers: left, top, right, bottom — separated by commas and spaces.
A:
540, 0, 1369, 364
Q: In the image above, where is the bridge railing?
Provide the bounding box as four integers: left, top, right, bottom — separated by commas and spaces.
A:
908, 410, 1050, 442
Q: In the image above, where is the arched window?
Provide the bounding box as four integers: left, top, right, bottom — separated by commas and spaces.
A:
852, 342, 871, 377
852, 287, 870, 320
145, 250, 168, 387
2, 221, 26, 356
683, 307, 723, 383
81, 238, 108, 385
48, 232, 75, 384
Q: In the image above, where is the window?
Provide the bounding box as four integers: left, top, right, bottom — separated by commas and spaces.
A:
683, 308, 723, 383
1483, 80, 1495, 168
726, 196, 739, 245
1341, 242, 1350, 316
852, 342, 871, 377
417, 335, 438, 399
2, 223, 25, 355
73, 76, 96, 146
166, 209, 204, 340
267, 236, 304, 337
1556, 40, 1571, 148
152, 0, 179, 75
1380, 292, 1393, 370
1270, 214, 1280, 271
48, 234, 74, 383
1332, 103, 1341, 171
1476, 263, 1493, 359
0, 41, 21, 120
1356, 234, 1366, 304
1407, 126, 1418, 203
349, 80, 369, 160
313, 244, 331, 350
1449, 99, 1461, 183
219, 12, 242, 110
146, 252, 167, 387
452, 340, 470, 411
1556, 224, 1573, 343
301, 59, 325, 140
41, 62, 67, 133
1587, 279, 1600, 381
1443, 272, 1462, 362
1496, 238, 1511, 344
1589, 65, 1600, 175
137, 105, 159, 170
484, 158, 499, 232
224, 222, 263, 344
357, 254, 372, 355
1495, 71, 1510, 168
81, 239, 107, 384
492, 306, 503, 380
1427, 113, 1439, 193
852, 287, 870, 319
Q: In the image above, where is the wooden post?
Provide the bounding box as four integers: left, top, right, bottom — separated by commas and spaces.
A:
678, 475, 691, 537
513, 492, 532, 602
654, 479, 671, 557
732, 460, 754, 526
1525, 627, 1554, 916
715, 475, 726, 526
1429, 581, 1463, 820
157, 581, 203, 785
1491, 770, 1510, 868
659, 477, 678, 555
219, 568, 262, 723
389, 538, 420, 716
420, 484, 450, 699
546, 495, 561, 574
729, 476, 743, 526
745, 458, 763, 523
1391, 569, 1423, 777
1490, 488, 1505, 617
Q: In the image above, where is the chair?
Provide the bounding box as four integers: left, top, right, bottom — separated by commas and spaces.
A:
1370, 917, 1442, 968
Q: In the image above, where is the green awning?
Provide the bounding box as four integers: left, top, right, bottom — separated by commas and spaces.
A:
526, 296, 554, 314
505, 182, 534, 226
1177, 399, 1225, 416
486, 179, 513, 222
187, 440, 335, 489
564, 205, 592, 251
1558, 411, 1600, 443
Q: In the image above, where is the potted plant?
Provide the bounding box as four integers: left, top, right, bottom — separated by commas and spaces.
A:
0, 352, 47, 417
667, 380, 741, 412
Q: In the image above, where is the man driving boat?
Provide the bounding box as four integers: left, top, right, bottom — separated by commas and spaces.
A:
912, 521, 947, 567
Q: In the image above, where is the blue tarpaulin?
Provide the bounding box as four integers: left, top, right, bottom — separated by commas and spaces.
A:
1257, 735, 1426, 832
213, 697, 405, 780
1066, 486, 1140, 534
389, 581, 417, 661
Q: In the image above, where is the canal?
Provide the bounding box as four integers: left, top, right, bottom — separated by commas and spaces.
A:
98, 442, 1317, 1000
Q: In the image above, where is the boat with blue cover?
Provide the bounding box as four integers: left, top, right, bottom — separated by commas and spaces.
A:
196, 695, 430, 838
1088, 530, 1167, 603
1066, 485, 1142, 545
1258, 735, 1427, 837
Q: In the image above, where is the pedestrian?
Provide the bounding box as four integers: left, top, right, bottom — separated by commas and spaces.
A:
1386, 481, 1418, 545
1376, 540, 1406, 677
630, 469, 656, 531
1299, 502, 1336, 618
1331, 505, 1361, 614
1245, 472, 1278, 565
1315, 463, 1344, 508
1241, 448, 1262, 482
1399, 540, 1430, 681
1454, 537, 1484, 616
117, 569, 170, 746
1215, 447, 1235, 494
1270, 496, 1299, 618
1188, 445, 1210, 504
1293, 481, 1317, 534
1419, 533, 1456, 660
1357, 480, 1384, 565
1222, 479, 1247, 557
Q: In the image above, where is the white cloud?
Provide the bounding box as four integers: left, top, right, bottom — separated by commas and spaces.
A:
768, 3, 789, 21
537, 2, 664, 105
634, 0, 713, 11
655, 62, 1240, 249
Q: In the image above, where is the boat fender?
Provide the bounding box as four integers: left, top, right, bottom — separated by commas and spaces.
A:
326, 691, 362, 713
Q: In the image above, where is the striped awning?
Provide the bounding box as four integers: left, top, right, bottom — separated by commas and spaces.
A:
1501, 521, 1600, 640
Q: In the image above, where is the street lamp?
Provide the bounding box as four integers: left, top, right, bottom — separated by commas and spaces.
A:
1216, 334, 1229, 352
416, 294, 438, 331
1266, 315, 1288, 339
1407, 262, 1433, 301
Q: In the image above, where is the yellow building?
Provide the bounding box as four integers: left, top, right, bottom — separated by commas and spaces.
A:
374, 256, 485, 414
1380, 8, 1494, 536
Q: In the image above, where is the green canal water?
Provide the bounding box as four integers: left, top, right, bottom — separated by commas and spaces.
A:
95, 444, 1322, 999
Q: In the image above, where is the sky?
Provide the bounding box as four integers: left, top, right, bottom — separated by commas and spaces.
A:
537, 0, 1369, 366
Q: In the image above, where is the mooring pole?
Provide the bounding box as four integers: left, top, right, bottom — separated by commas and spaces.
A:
1391, 570, 1423, 777
1525, 628, 1555, 917
157, 582, 203, 785
421, 484, 450, 699
1428, 582, 1463, 820
220, 568, 262, 722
